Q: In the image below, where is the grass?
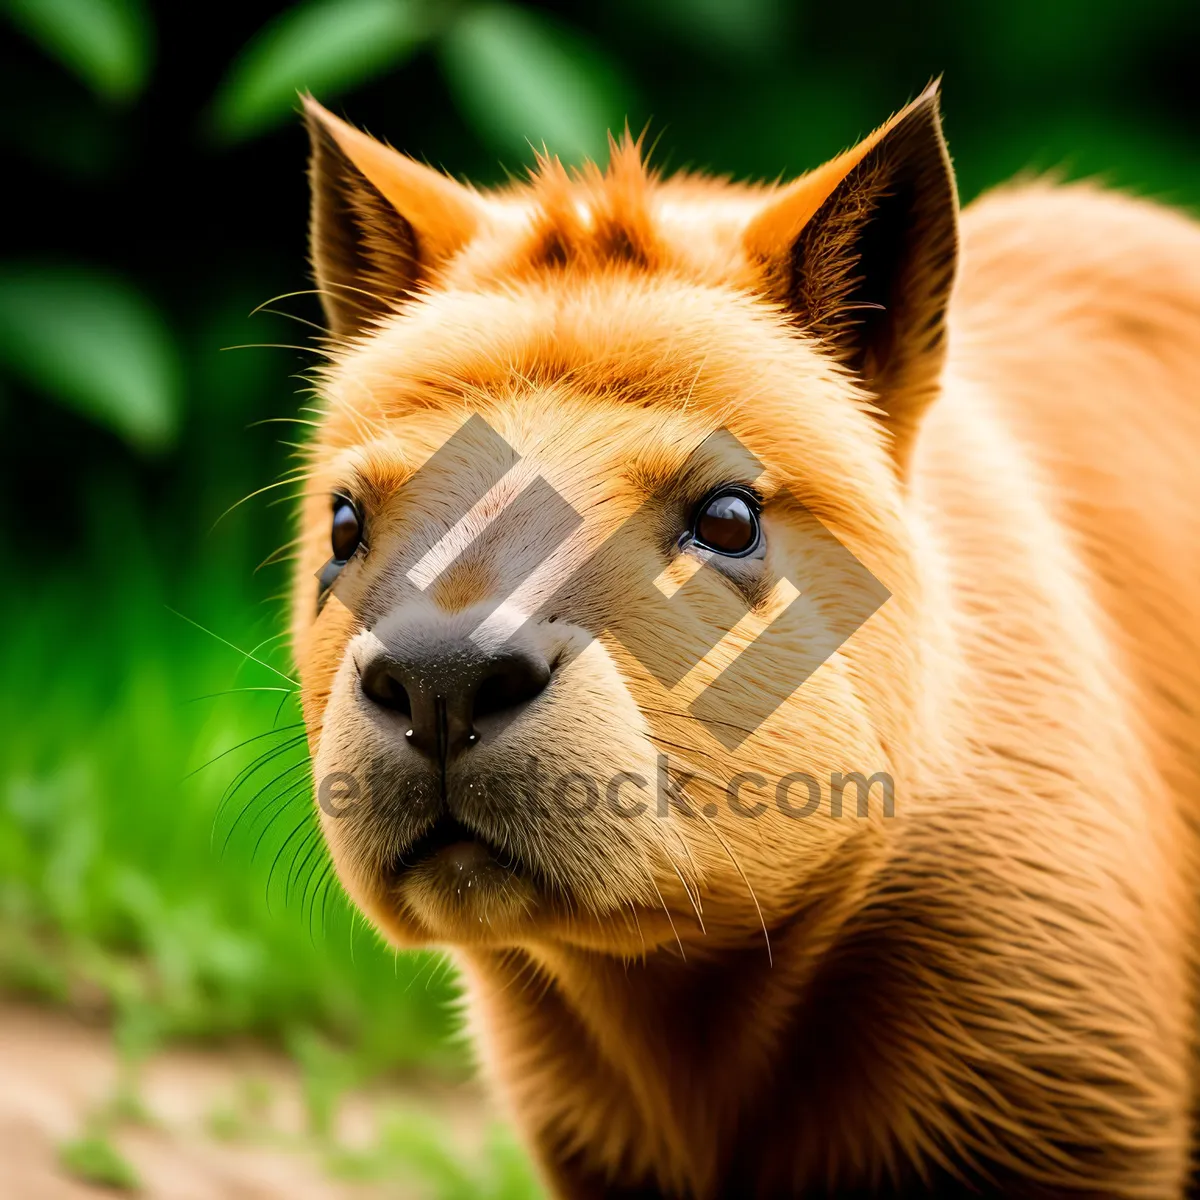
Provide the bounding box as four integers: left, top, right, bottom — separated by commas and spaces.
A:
0, 478, 462, 1079
56, 1040, 545, 1199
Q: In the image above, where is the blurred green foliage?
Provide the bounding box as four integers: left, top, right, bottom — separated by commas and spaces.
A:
330, 1116, 544, 1198
2, 0, 153, 102
0, 0, 1195, 1186
0, 263, 181, 450
210, 0, 427, 142
59, 1128, 142, 1190
440, 5, 632, 163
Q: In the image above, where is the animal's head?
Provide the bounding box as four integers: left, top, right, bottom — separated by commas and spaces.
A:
290, 85, 957, 956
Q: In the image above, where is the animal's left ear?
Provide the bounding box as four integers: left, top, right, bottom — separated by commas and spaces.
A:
743, 82, 958, 472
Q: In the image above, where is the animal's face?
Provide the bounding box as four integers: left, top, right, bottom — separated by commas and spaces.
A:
290, 86, 957, 955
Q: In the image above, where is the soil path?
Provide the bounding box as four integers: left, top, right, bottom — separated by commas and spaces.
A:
0, 1001, 492, 1198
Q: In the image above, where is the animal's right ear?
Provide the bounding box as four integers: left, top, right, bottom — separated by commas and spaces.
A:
302, 96, 482, 340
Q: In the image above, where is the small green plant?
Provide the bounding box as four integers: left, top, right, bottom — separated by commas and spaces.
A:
205, 1103, 245, 1142
206, 1074, 276, 1142
327, 1111, 545, 1199
290, 1025, 357, 1141
58, 1129, 141, 1192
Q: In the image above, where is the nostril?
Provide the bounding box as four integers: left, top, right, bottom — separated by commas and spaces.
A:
474, 653, 551, 720
360, 658, 413, 716
359, 624, 552, 758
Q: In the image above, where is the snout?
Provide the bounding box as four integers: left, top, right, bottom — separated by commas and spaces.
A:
359, 605, 553, 759
324, 600, 598, 921
314, 598, 675, 944
345, 602, 564, 878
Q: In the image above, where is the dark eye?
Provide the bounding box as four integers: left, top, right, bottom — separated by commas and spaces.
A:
331, 497, 363, 563
692, 487, 761, 556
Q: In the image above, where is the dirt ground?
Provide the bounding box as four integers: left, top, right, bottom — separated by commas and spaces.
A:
0, 1001, 492, 1198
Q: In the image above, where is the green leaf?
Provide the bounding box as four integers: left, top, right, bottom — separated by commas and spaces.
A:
439, 4, 632, 166
0, 265, 183, 454
210, 0, 426, 143
1, 0, 152, 103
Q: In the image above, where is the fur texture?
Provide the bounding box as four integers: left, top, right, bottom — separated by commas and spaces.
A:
288, 85, 1200, 1197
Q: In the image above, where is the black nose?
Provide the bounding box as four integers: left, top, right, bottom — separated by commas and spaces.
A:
360, 618, 551, 759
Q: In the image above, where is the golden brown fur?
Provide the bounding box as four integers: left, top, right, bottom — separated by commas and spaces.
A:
287, 85, 1200, 1196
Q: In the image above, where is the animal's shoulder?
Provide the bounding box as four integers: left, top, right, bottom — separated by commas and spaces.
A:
957, 180, 1200, 318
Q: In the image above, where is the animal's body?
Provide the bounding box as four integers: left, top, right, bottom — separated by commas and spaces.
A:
288, 85, 1200, 1196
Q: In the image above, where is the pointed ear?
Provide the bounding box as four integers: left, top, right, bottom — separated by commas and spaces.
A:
302, 96, 483, 339
744, 83, 958, 471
